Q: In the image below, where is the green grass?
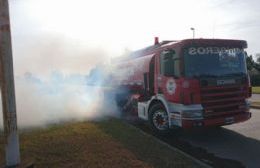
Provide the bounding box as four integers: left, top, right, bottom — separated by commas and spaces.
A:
0, 119, 200, 168
252, 87, 260, 94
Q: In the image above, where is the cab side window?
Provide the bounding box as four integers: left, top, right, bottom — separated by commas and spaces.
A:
160, 50, 180, 77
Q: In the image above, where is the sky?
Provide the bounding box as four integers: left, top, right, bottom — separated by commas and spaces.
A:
8, 0, 260, 76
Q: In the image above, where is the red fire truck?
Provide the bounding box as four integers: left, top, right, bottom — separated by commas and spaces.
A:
109, 38, 252, 134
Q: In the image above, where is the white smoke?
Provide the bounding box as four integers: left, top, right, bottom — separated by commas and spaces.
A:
0, 33, 122, 129
0, 0, 128, 129
0, 69, 119, 129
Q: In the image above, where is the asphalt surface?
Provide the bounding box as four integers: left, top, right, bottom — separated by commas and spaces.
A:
251, 94, 260, 102
130, 98, 260, 168
179, 108, 260, 168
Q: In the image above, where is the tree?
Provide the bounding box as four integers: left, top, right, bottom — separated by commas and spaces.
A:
246, 54, 254, 71
254, 54, 260, 72
256, 53, 260, 64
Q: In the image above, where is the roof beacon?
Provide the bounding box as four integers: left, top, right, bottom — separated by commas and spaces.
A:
154, 37, 159, 45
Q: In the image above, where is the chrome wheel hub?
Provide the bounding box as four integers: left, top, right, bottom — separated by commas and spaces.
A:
152, 110, 168, 130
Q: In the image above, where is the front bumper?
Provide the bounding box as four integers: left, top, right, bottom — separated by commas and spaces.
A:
181, 112, 251, 129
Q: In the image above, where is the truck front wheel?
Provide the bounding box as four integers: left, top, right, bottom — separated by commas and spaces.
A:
149, 103, 170, 134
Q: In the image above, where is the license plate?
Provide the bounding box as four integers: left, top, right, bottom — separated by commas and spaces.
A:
217, 79, 235, 86
225, 117, 234, 124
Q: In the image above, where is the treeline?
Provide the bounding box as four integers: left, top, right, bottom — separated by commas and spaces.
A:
247, 55, 260, 86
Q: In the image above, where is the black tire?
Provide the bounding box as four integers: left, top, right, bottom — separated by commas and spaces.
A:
149, 103, 170, 135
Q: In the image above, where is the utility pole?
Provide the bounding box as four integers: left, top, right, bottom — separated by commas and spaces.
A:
0, 0, 21, 167
190, 27, 195, 39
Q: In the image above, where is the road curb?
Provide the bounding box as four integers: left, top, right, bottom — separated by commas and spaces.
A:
125, 122, 213, 168
251, 105, 260, 109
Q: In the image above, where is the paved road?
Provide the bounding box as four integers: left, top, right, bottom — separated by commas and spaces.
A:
251, 94, 260, 102
180, 108, 260, 168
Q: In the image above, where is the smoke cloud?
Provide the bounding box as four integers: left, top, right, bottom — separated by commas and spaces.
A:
0, 34, 122, 129
0, 65, 119, 129
0, 0, 129, 129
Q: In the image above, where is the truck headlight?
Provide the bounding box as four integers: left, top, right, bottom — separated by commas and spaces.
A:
181, 110, 203, 118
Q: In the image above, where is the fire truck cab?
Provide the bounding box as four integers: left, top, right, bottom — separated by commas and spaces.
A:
111, 38, 251, 134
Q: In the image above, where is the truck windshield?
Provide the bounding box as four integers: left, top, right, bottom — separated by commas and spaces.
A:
184, 47, 247, 78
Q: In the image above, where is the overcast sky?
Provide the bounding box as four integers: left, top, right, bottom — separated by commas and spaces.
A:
9, 0, 260, 75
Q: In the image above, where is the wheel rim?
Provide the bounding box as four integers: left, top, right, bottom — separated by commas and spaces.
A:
152, 110, 169, 130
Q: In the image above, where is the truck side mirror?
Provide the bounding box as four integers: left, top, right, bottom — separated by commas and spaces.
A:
163, 49, 176, 58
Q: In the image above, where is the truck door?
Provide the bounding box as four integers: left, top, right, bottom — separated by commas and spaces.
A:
159, 49, 181, 102
143, 56, 155, 99
149, 57, 155, 95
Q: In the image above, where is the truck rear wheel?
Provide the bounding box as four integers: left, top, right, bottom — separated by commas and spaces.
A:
149, 103, 170, 134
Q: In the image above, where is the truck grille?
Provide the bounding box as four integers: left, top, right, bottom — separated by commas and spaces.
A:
200, 85, 247, 118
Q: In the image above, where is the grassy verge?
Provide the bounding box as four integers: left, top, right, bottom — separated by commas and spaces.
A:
0, 119, 200, 168
252, 87, 260, 94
